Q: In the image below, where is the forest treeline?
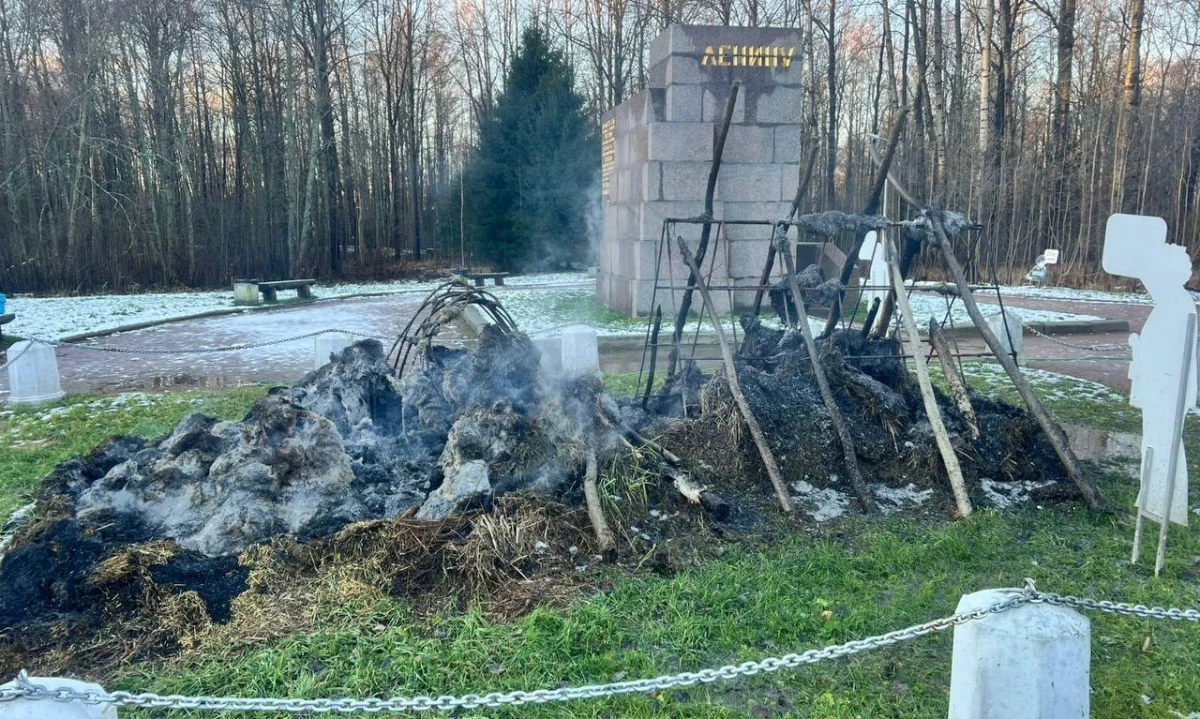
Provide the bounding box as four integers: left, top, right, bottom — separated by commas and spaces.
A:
0, 0, 1197, 292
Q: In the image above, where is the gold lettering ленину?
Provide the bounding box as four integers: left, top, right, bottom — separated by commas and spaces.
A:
699, 45, 796, 70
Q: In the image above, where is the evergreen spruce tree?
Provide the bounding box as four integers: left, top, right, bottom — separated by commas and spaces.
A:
465, 28, 597, 270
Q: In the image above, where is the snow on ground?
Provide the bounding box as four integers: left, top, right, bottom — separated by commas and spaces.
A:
916, 281, 1200, 305
997, 285, 1156, 304
980, 478, 1055, 510
4, 272, 592, 341
961, 362, 1129, 406
790, 480, 851, 522
501, 288, 1101, 339
500, 289, 828, 338
4, 270, 1126, 345
903, 290, 1103, 326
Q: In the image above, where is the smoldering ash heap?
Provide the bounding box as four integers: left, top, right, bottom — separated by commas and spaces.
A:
0, 280, 1079, 641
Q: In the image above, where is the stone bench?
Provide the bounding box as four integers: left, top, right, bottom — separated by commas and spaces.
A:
454, 272, 510, 287
258, 279, 316, 302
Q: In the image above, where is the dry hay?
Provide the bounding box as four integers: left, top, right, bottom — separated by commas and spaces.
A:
0, 497, 602, 678
698, 370, 745, 454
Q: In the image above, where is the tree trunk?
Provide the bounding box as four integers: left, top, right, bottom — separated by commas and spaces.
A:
1111, 0, 1144, 214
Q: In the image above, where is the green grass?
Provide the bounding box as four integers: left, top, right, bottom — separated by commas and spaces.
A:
0, 386, 266, 517
119, 487, 1200, 718
4, 369, 1200, 718
602, 371, 665, 397
501, 290, 646, 335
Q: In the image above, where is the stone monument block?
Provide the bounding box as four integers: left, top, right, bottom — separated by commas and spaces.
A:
665, 84, 703, 122
774, 125, 802, 163
640, 201, 710, 243
722, 125, 776, 164
660, 161, 714, 202
702, 86, 747, 123
600, 23, 804, 316
718, 163, 783, 203
648, 122, 714, 162
752, 84, 803, 124
728, 238, 773, 279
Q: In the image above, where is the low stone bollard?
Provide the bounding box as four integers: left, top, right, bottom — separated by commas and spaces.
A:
233, 281, 261, 305
0, 677, 116, 719
987, 309, 1025, 365
948, 589, 1090, 719
314, 332, 351, 370
560, 325, 600, 378
6, 341, 64, 405
533, 335, 564, 378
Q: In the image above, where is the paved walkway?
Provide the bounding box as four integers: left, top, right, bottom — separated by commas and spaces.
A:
1, 294, 464, 395
946, 295, 1147, 393
0, 287, 1173, 397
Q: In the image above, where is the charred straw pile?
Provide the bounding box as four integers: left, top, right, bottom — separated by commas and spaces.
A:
0, 282, 1076, 673
644, 317, 1071, 510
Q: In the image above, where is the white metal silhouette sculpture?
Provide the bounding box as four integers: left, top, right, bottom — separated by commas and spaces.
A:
858, 231, 890, 311
1103, 214, 1196, 575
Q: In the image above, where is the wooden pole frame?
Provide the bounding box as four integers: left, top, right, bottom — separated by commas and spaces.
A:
677, 237, 794, 512
884, 232, 973, 517
774, 225, 878, 513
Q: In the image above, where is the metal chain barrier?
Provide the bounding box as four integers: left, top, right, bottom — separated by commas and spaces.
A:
1021, 322, 1130, 354
0, 583, 1195, 713
0, 338, 43, 369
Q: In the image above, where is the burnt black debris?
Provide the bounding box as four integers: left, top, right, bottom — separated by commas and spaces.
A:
642, 318, 1068, 499
0, 332, 619, 629
0, 302, 1076, 636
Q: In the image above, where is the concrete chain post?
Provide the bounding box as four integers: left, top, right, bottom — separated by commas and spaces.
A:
0, 678, 116, 719
949, 589, 1090, 719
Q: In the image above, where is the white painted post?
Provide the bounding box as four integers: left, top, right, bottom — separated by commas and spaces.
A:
233, 281, 261, 305
313, 332, 351, 370
857, 231, 890, 311
0, 677, 117, 719
986, 309, 1024, 365
948, 589, 1090, 719
560, 325, 599, 378
6, 341, 64, 405
532, 335, 563, 379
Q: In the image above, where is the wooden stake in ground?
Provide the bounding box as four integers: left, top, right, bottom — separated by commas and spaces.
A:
583, 448, 616, 561
667, 82, 740, 379
928, 316, 979, 440
884, 235, 973, 517
641, 305, 663, 409
927, 210, 1103, 510
773, 227, 878, 513
751, 148, 819, 317
676, 237, 793, 512
822, 108, 909, 338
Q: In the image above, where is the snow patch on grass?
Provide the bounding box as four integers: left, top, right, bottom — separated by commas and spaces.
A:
872, 483, 934, 514
790, 480, 851, 522
905, 292, 1103, 327
980, 478, 1054, 509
